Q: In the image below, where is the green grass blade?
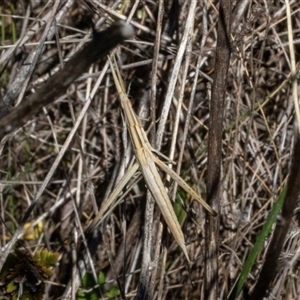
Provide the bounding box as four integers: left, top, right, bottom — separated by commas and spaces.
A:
228, 185, 287, 300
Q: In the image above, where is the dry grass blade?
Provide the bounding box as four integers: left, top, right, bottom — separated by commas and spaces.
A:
86, 55, 217, 261
87, 162, 140, 230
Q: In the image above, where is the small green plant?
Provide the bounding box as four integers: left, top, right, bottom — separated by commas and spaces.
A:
77, 272, 119, 300
0, 248, 59, 300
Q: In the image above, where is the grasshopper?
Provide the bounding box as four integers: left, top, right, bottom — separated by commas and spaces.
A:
87, 55, 217, 261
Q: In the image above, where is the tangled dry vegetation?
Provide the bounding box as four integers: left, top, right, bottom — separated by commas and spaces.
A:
0, 0, 300, 299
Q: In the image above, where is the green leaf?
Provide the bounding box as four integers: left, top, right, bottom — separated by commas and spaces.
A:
6, 281, 17, 293
174, 190, 188, 225
106, 286, 120, 299
98, 271, 105, 285
77, 273, 101, 300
